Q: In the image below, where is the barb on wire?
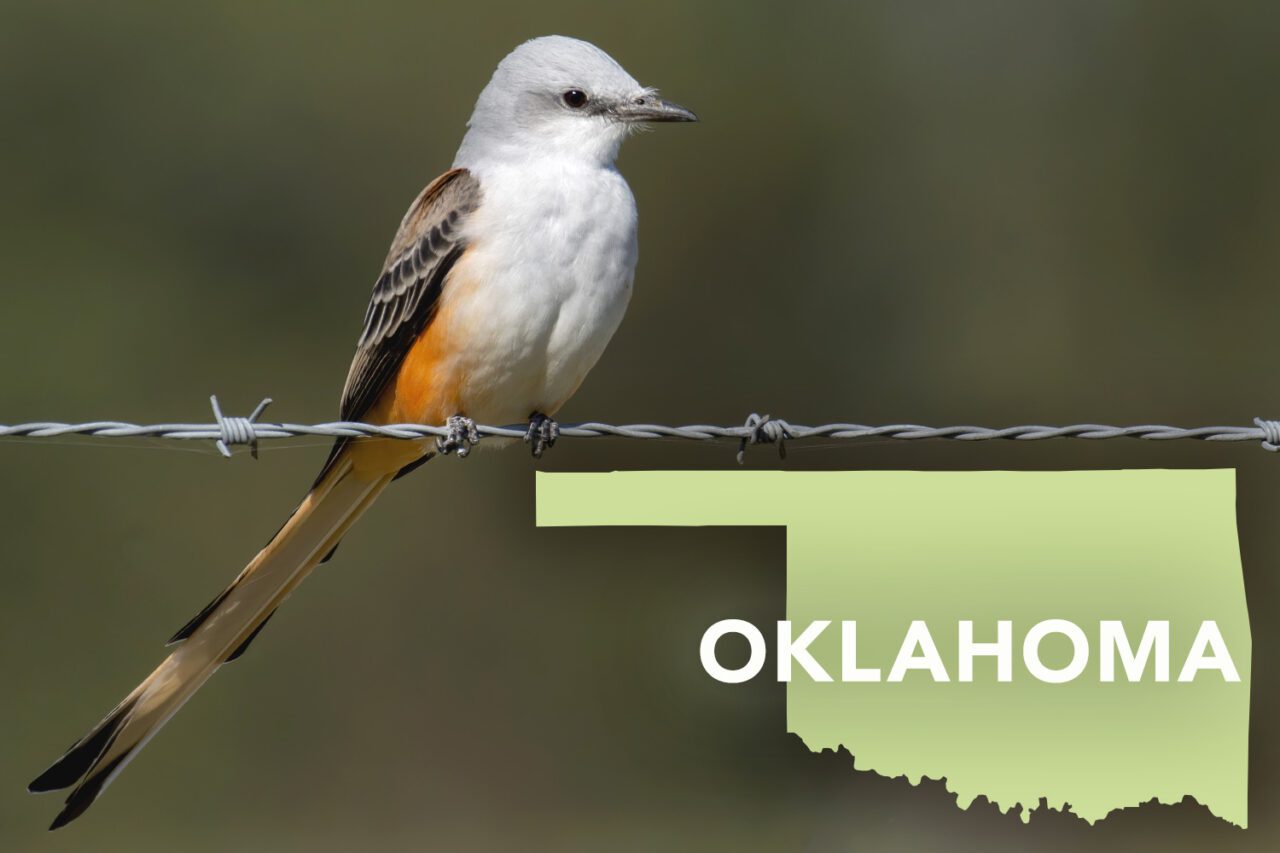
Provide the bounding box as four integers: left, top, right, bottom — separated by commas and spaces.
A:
2, 398, 1279, 463
210, 395, 272, 459
738, 413, 792, 464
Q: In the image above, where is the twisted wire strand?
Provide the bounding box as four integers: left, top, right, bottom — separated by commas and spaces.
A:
1, 397, 1277, 461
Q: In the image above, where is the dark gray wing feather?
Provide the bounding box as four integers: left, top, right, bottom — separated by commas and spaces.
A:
339, 168, 482, 421
312, 169, 481, 484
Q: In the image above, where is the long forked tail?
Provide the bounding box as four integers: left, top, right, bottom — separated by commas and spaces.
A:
28, 447, 398, 830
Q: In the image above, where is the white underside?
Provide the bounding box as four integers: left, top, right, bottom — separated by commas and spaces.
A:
432, 156, 638, 425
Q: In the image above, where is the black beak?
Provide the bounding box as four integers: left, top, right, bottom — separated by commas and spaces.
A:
616, 95, 698, 123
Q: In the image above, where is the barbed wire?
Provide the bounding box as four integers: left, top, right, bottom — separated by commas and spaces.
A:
2, 396, 1279, 464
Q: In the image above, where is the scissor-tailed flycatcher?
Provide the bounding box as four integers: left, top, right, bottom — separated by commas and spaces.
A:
28, 35, 695, 829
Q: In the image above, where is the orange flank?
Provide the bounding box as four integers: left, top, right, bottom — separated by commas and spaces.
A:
375, 291, 468, 428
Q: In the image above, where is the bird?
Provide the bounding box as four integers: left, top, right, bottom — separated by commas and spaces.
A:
28, 35, 696, 829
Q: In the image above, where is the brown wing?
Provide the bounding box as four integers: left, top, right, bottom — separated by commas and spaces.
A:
311, 169, 482, 486
339, 167, 482, 422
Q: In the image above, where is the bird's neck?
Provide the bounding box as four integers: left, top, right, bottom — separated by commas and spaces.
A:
453, 125, 625, 173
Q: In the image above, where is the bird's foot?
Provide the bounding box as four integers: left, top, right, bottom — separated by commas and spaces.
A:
524, 412, 559, 459
436, 414, 480, 457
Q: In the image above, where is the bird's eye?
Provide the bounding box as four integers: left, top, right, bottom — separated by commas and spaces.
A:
562, 89, 588, 109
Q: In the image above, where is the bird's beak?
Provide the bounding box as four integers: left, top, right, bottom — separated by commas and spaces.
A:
616, 95, 699, 123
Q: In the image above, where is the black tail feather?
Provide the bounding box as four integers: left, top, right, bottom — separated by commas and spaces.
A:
167, 588, 231, 645
224, 610, 276, 663
28, 696, 137, 794
393, 452, 434, 481
48, 753, 129, 831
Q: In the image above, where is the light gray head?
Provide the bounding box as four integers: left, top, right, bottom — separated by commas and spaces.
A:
454, 35, 696, 169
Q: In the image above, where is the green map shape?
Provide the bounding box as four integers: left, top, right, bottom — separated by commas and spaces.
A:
537, 470, 1250, 827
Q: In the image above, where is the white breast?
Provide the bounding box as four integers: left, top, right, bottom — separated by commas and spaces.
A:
439, 157, 638, 424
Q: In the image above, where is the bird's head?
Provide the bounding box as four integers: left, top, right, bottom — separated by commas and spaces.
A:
455, 35, 697, 168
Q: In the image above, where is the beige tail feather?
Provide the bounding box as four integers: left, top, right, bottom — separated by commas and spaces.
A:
30, 449, 397, 829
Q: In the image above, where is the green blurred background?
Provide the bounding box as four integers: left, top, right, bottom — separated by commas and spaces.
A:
1, 1, 1277, 850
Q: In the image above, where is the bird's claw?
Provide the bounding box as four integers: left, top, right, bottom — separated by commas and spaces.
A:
524, 413, 559, 459
436, 414, 480, 457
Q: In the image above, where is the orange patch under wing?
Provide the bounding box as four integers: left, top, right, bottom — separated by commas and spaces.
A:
344, 291, 469, 478
364, 266, 478, 429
